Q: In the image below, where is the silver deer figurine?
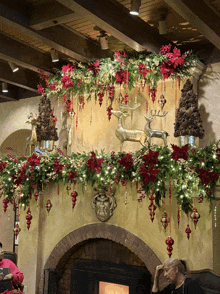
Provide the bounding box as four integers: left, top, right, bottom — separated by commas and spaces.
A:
144, 110, 169, 146
111, 108, 147, 152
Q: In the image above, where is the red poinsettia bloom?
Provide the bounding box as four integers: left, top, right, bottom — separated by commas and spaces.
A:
62, 63, 74, 73
37, 84, 45, 94
0, 161, 7, 171
139, 164, 160, 184
159, 61, 175, 79
114, 50, 127, 61
167, 47, 185, 68
138, 63, 151, 78
197, 168, 218, 186
27, 153, 41, 166
46, 80, 57, 91
38, 69, 49, 81
68, 171, 78, 180
12, 164, 27, 186
115, 69, 130, 85
159, 44, 172, 55
88, 60, 100, 76
171, 144, 189, 161
118, 153, 133, 171
143, 149, 159, 165
53, 158, 64, 174
61, 74, 74, 89
87, 151, 105, 172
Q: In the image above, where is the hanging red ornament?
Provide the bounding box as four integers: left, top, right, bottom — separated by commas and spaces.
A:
98, 91, 104, 106
66, 185, 71, 195
198, 193, 203, 203
148, 193, 156, 222
107, 105, 113, 121
190, 207, 200, 229
34, 191, 39, 201
158, 94, 166, 110
71, 191, 78, 210
165, 236, 174, 258
26, 208, 32, 230
177, 206, 180, 229
161, 211, 169, 231
3, 198, 9, 212
13, 223, 21, 239
185, 224, 191, 239
45, 199, 52, 214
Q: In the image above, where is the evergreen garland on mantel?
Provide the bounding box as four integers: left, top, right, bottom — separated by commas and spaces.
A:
0, 142, 220, 214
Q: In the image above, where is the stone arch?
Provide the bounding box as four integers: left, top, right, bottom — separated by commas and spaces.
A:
39, 223, 161, 293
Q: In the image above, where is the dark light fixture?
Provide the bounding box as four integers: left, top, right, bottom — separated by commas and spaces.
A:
8, 61, 19, 73
130, 0, 141, 16
2, 82, 8, 93
50, 48, 59, 62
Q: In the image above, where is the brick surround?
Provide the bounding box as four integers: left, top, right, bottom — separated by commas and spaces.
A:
38, 223, 161, 293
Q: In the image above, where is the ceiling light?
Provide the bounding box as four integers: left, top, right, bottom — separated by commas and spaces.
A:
8, 62, 19, 73
130, 0, 141, 16
99, 31, 108, 50
50, 48, 59, 62
2, 82, 8, 93
158, 7, 169, 35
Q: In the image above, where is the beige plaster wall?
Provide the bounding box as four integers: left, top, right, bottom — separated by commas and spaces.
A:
17, 182, 213, 294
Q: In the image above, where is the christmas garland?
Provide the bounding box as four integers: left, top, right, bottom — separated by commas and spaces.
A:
0, 142, 220, 214
38, 44, 199, 107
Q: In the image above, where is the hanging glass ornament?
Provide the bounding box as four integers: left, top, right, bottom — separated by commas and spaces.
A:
34, 191, 39, 201
3, 198, 9, 212
66, 185, 71, 195
71, 191, 78, 210
185, 224, 191, 239
45, 199, 52, 214
26, 208, 32, 230
214, 205, 217, 228
148, 193, 156, 222
13, 223, 21, 239
158, 94, 166, 110
161, 211, 169, 231
165, 236, 174, 258
198, 193, 203, 203
190, 207, 200, 229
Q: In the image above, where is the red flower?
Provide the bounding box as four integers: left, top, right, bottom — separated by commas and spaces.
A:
138, 63, 151, 78
0, 161, 7, 171
12, 164, 27, 186
115, 69, 130, 85
68, 171, 78, 180
143, 149, 159, 165
46, 80, 57, 91
61, 75, 74, 89
168, 47, 185, 68
159, 61, 175, 79
87, 151, 105, 172
53, 158, 64, 174
171, 144, 189, 161
118, 153, 133, 171
27, 153, 41, 166
159, 44, 172, 55
88, 60, 100, 76
139, 164, 160, 184
114, 50, 127, 61
62, 63, 74, 73
197, 168, 218, 186
37, 84, 45, 94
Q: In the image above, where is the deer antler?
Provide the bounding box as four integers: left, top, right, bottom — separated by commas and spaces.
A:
119, 102, 141, 112
150, 109, 168, 118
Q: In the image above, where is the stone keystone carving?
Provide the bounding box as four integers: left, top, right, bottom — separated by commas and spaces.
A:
92, 186, 116, 222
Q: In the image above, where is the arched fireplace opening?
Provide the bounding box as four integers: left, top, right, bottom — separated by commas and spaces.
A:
55, 238, 152, 294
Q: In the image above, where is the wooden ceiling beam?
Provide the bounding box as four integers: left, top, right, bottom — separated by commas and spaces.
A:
56, 0, 170, 53
163, 0, 220, 50
0, 33, 53, 75
30, 0, 80, 30
0, 61, 39, 92
0, 4, 112, 62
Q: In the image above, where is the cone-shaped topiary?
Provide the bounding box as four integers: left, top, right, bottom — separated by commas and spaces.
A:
174, 79, 204, 139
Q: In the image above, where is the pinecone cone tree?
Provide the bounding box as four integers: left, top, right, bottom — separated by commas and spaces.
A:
36, 95, 59, 142
174, 79, 205, 139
